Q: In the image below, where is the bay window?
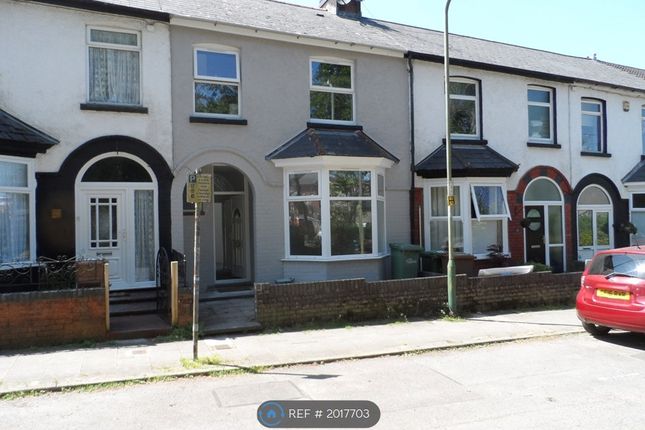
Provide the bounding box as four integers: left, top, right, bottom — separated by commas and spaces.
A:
630, 193, 645, 245
0, 157, 35, 263
425, 180, 510, 257
285, 167, 386, 259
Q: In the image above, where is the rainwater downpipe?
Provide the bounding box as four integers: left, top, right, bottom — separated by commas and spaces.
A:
407, 55, 419, 246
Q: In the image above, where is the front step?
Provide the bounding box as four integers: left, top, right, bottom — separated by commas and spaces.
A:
108, 314, 171, 340
109, 288, 161, 317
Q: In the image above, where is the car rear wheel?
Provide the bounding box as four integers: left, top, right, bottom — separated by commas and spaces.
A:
582, 322, 611, 336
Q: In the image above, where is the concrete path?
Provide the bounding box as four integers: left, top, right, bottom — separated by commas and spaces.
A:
0, 309, 584, 395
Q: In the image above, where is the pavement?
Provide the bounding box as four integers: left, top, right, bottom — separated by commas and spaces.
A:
0, 308, 584, 395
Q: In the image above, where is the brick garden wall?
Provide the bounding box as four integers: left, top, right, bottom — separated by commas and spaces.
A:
255, 272, 581, 327
0, 288, 107, 349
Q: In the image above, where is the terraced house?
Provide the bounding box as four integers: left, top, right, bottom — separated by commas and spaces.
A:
2, 0, 645, 293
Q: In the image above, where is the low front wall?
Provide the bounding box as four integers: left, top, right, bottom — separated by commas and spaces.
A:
255, 272, 582, 327
0, 288, 107, 349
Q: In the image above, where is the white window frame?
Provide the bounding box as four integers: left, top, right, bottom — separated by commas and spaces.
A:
86, 26, 142, 106
424, 178, 509, 259
449, 77, 480, 139
0, 155, 36, 263
309, 57, 355, 124
426, 184, 464, 253
527, 86, 554, 144
470, 184, 511, 221
576, 185, 613, 260
280, 159, 389, 261
627, 186, 645, 245
522, 177, 566, 270
192, 46, 241, 118
581, 98, 604, 153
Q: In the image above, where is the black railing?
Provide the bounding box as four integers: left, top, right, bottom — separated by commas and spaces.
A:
155, 248, 187, 313
0, 256, 104, 294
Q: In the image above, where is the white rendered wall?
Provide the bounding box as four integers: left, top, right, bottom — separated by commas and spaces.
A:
413, 60, 645, 197
0, 0, 173, 170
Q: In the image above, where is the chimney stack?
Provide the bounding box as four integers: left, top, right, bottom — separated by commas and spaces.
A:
319, 0, 363, 18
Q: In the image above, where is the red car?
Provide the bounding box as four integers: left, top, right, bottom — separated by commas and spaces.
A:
576, 247, 645, 336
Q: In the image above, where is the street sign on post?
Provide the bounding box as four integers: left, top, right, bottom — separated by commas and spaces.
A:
187, 172, 212, 360
187, 173, 212, 203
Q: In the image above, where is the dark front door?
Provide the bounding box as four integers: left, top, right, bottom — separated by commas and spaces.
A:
525, 206, 545, 264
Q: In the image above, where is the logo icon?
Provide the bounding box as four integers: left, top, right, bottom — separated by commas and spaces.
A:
258, 401, 286, 428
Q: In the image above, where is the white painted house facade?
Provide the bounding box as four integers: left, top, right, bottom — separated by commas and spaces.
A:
0, 0, 173, 290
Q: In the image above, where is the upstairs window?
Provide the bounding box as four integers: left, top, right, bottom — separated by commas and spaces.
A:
194, 48, 240, 117
527, 86, 554, 143
88, 28, 141, 105
449, 78, 480, 138
309, 59, 354, 123
581, 98, 605, 153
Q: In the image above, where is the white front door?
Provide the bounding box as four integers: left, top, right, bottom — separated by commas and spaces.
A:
77, 187, 157, 290
78, 190, 127, 288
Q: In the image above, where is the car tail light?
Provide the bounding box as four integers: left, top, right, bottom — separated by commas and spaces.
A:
580, 275, 586, 288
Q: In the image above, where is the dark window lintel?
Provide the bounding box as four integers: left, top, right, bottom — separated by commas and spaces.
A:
580, 151, 611, 158
189, 116, 248, 125
527, 142, 562, 149
80, 103, 149, 114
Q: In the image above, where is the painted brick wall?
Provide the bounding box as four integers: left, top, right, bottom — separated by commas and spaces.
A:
255, 272, 581, 327
0, 288, 106, 349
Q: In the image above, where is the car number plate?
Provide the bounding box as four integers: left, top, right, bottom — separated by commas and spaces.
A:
597, 289, 630, 301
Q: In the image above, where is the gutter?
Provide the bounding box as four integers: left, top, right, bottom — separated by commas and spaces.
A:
29, 0, 170, 22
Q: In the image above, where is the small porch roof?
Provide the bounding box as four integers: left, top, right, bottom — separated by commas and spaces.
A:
0, 108, 58, 158
266, 124, 399, 163
622, 159, 645, 184
415, 141, 519, 178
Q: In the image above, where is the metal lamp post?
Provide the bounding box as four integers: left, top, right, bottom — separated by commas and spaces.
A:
444, 0, 457, 315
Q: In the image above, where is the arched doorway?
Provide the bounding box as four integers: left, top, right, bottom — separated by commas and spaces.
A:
523, 177, 566, 272
75, 153, 158, 290
576, 185, 613, 261
184, 164, 252, 287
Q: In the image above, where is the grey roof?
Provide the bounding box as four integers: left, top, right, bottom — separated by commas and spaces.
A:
622, 160, 645, 183
599, 60, 645, 80
87, 0, 645, 92
0, 108, 58, 157
266, 125, 399, 162
415, 142, 519, 178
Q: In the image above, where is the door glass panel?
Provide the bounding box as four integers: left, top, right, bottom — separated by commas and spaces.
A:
134, 190, 155, 282
596, 211, 610, 246
579, 186, 610, 205
525, 179, 560, 201
526, 208, 541, 231
549, 246, 564, 273
578, 210, 593, 247
548, 206, 563, 244
90, 197, 118, 249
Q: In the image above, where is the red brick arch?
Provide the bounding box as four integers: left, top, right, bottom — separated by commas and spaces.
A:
507, 166, 573, 270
